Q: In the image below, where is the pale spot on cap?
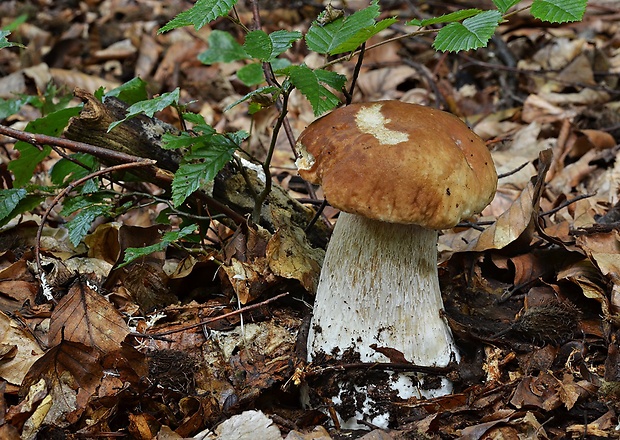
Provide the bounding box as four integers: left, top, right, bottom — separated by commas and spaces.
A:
355, 104, 409, 145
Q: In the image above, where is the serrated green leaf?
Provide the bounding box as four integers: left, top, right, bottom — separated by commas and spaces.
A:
492, 0, 521, 14
8, 106, 81, 187
244, 30, 302, 62
284, 65, 345, 116
118, 225, 197, 268
108, 88, 180, 132
331, 17, 397, 54
171, 131, 247, 206
50, 153, 99, 185
158, 0, 238, 33
0, 30, 25, 49
238, 63, 265, 86
224, 85, 281, 111
162, 131, 201, 150
237, 58, 291, 87
306, 0, 380, 55
433, 10, 502, 53
182, 112, 208, 126
0, 192, 45, 227
531, 0, 586, 23
66, 203, 112, 246
407, 9, 482, 26
0, 95, 36, 120
198, 30, 249, 65
0, 188, 27, 221
244, 30, 272, 61
105, 77, 149, 105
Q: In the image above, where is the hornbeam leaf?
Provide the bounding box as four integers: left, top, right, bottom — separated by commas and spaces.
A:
433, 10, 502, 52
531, 0, 586, 23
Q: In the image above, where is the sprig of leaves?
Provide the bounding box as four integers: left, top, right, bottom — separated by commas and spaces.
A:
161, 113, 249, 207
118, 224, 198, 268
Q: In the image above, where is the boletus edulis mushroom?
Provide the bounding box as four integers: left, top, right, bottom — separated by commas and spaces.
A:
296, 100, 497, 428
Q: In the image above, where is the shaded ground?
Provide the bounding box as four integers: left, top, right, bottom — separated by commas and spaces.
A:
1, 0, 620, 439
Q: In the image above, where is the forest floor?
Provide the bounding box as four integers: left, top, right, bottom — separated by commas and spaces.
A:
1, 0, 620, 439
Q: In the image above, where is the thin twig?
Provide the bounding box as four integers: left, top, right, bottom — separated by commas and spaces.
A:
498, 161, 529, 179
305, 361, 454, 378
305, 199, 328, 233
132, 292, 289, 338
539, 192, 597, 218
343, 43, 365, 105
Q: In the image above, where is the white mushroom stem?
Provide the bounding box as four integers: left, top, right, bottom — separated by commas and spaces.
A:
306, 212, 459, 426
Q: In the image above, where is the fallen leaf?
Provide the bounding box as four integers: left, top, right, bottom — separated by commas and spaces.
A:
49, 277, 130, 353
0, 311, 44, 386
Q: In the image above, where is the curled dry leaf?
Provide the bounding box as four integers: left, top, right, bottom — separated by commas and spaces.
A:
20, 342, 102, 430
266, 222, 324, 294
0, 311, 44, 387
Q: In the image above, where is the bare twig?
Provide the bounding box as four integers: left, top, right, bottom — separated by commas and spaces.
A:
131, 292, 289, 338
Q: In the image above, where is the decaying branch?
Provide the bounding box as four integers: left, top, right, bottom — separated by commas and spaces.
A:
63, 88, 330, 247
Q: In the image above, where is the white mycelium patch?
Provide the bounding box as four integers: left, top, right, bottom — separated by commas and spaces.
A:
355, 104, 409, 145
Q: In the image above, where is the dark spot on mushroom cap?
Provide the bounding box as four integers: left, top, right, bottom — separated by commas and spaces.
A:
446, 188, 451, 196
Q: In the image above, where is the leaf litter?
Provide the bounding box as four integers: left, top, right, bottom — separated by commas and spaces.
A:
0, 0, 620, 438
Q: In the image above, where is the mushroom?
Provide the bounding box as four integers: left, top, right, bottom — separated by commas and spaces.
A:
296, 101, 497, 428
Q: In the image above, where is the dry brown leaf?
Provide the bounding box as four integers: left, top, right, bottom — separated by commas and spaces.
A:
49, 67, 120, 93
510, 373, 561, 411
458, 417, 511, 440
356, 65, 419, 101
0, 311, 44, 386
205, 410, 282, 440
135, 33, 162, 79
0, 259, 38, 310
441, 182, 535, 254
49, 278, 130, 353
267, 222, 323, 294
20, 341, 103, 427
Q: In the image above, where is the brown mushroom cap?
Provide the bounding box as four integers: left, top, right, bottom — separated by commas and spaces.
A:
296, 101, 497, 229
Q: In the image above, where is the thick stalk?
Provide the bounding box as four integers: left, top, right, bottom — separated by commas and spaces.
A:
306, 213, 458, 427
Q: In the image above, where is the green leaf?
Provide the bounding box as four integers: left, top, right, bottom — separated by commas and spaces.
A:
8, 107, 81, 187
108, 88, 180, 132
492, 0, 521, 14
66, 203, 112, 246
0, 189, 44, 228
283, 65, 345, 116
306, 0, 380, 55
0, 95, 36, 120
118, 225, 198, 268
171, 131, 247, 207
407, 9, 482, 26
237, 63, 265, 86
198, 30, 249, 65
531, 0, 586, 23
182, 112, 208, 126
50, 153, 99, 185
2, 14, 28, 32
331, 17, 397, 54
158, 0, 238, 33
243, 30, 302, 62
0, 188, 27, 221
237, 58, 291, 87
433, 10, 502, 52
105, 77, 149, 105
0, 30, 25, 49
